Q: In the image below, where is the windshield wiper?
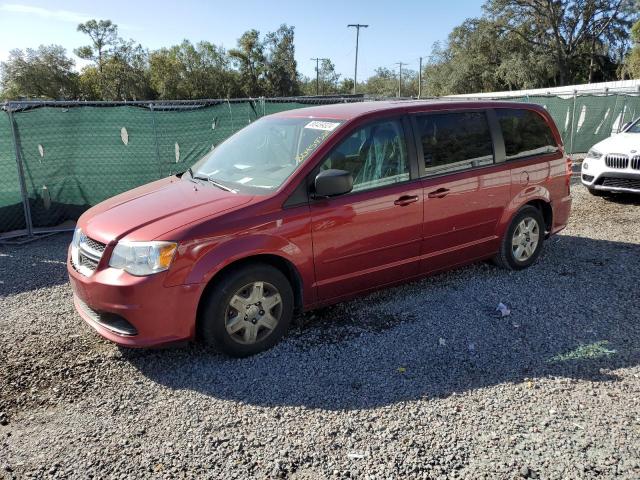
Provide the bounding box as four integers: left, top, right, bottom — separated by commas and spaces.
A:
207, 178, 237, 193
187, 168, 237, 193
187, 167, 211, 182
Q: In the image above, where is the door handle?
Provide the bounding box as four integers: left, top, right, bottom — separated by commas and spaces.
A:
427, 188, 450, 199
394, 195, 419, 206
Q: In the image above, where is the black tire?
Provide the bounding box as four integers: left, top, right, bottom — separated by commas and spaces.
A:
588, 187, 606, 197
493, 206, 545, 271
198, 263, 294, 357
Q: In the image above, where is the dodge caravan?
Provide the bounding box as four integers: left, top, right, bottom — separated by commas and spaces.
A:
68, 100, 572, 356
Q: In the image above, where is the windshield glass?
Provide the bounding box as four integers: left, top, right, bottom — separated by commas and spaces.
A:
190, 116, 343, 193
625, 118, 640, 133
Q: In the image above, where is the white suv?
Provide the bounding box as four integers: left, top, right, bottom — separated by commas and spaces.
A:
581, 117, 640, 195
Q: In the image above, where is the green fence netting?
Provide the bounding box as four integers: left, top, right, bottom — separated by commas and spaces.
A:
1, 94, 638, 236
0, 112, 26, 233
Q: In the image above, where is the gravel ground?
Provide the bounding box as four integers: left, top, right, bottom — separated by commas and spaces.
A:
1, 183, 639, 479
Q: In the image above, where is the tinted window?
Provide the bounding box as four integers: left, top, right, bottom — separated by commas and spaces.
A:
497, 109, 558, 160
415, 111, 494, 176
320, 119, 409, 192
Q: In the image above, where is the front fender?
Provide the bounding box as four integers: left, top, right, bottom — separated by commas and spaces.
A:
185, 234, 305, 285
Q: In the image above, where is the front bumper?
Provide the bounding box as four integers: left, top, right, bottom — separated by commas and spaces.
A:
68, 250, 203, 347
581, 158, 640, 194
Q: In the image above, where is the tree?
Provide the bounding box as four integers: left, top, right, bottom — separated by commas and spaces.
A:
625, 19, 640, 77
363, 67, 419, 97
75, 19, 119, 74
79, 40, 152, 100
149, 40, 240, 99
229, 30, 266, 96
264, 24, 300, 96
0, 45, 78, 99
486, 0, 636, 85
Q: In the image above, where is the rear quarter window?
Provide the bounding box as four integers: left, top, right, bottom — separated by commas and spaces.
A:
497, 108, 559, 160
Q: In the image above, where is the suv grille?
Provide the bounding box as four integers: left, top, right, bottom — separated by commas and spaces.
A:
72, 233, 106, 276
605, 154, 629, 169
601, 177, 640, 191
631, 155, 640, 171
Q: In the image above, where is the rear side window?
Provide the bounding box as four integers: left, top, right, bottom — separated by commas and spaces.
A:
414, 111, 494, 177
497, 109, 559, 160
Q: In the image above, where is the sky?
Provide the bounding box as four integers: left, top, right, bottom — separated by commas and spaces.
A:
0, 0, 485, 80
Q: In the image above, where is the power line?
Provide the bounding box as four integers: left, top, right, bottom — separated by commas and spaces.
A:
395, 62, 408, 98
347, 24, 369, 94
310, 58, 330, 96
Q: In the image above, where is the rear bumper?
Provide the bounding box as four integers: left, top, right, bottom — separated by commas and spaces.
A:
67, 251, 203, 347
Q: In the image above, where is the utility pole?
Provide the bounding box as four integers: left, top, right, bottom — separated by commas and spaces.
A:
395, 62, 407, 98
311, 57, 329, 96
347, 24, 368, 95
418, 57, 422, 99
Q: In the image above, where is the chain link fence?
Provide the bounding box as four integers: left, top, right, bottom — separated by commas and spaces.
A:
1, 93, 639, 239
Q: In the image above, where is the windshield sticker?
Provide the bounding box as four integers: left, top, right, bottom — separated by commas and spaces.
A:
304, 120, 340, 131
295, 130, 331, 164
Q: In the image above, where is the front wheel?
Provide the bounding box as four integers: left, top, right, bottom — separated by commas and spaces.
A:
198, 264, 294, 357
493, 206, 545, 270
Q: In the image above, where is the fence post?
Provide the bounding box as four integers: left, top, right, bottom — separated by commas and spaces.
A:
569, 90, 577, 156
149, 103, 162, 178
618, 95, 628, 133
7, 105, 34, 237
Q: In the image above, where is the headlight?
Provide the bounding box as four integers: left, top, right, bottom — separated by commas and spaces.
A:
71, 227, 81, 266
109, 241, 177, 276
586, 149, 602, 160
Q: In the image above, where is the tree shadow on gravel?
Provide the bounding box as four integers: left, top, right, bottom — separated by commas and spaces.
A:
0, 232, 72, 296
125, 235, 640, 410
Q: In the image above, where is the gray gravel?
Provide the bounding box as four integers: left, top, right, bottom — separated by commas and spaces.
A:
1, 183, 639, 479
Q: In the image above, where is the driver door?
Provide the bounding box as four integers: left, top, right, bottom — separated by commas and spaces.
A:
309, 117, 423, 301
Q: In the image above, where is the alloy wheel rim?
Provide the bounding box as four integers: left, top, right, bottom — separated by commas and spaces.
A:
511, 217, 540, 262
225, 281, 282, 345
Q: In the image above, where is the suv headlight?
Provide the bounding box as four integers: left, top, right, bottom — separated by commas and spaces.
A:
586, 149, 602, 160
109, 241, 177, 276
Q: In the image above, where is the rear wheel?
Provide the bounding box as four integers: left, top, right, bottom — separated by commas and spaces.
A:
494, 206, 545, 270
199, 264, 294, 357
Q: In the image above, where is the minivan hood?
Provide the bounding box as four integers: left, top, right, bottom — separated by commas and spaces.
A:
78, 177, 253, 243
591, 132, 640, 155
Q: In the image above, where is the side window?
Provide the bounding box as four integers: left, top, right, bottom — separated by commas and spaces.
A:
497, 108, 559, 160
414, 111, 494, 177
320, 119, 410, 192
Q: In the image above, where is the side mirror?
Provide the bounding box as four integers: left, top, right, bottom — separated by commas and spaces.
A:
314, 169, 353, 197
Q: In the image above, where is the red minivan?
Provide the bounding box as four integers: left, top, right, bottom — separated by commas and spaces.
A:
68, 100, 572, 356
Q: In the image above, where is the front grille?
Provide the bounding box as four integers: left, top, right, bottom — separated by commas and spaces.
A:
83, 236, 106, 254
601, 177, 640, 191
79, 254, 98, 271
605, 154, 629, 169
631, 155, 640, 170
72, 233, 106, 276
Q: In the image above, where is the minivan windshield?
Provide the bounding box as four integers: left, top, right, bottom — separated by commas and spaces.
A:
190, 116, 343, 193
